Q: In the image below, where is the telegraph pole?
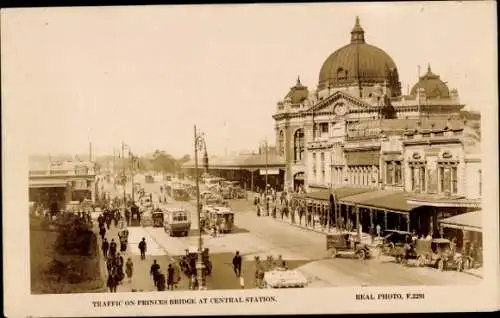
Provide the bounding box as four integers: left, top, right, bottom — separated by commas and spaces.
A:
89, 141, 93, 162
121, 141, 126, 206
130, 151, 135, 205
265, 139, 269, 194
417, 65, 421, 118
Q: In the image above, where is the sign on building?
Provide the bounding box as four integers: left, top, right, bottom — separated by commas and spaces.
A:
260, 169, 280, 175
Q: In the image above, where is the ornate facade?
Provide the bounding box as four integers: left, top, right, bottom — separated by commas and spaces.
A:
273, 17, 481, 204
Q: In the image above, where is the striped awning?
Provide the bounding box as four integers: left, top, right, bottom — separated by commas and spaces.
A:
440, 211, 481, 232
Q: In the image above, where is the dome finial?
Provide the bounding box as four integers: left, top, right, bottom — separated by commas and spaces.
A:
296, 75, 301, 86
351, 16, 365, 44
427, 63, 432, 73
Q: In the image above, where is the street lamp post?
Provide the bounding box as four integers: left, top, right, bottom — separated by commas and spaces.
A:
194, 125, 209, 290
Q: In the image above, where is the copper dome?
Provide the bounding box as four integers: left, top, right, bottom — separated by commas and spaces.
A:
318, 17, 401, 96
411, 64, 450, 98
284, 76, 309, 104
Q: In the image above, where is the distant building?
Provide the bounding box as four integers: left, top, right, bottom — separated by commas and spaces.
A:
29, 159, 97, 212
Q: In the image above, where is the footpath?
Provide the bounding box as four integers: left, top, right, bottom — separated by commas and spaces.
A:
95, 220, 191, 293
244, 192, 483, 278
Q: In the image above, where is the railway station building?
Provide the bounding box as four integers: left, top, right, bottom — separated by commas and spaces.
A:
272, 17, 482, 245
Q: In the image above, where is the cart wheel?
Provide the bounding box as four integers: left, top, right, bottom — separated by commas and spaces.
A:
437, 259, 445, 271
456, 259, 463, 272
417, 256, 425, 267
357, 250, 366, 260
328, 248, 337, 259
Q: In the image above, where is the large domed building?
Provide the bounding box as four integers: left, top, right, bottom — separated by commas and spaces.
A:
270, 17, 481, 244
272, 18, 481, 235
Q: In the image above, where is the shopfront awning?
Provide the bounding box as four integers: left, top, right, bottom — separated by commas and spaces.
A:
340, 190, 397, 205
29, 179, 68, 189
407, 194, 481, 209
355, 191, 422, 213
440, 211, 482, 232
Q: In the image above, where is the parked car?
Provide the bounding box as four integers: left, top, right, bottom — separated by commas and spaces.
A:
415, 238, 464, 271
326, 232, 371, 260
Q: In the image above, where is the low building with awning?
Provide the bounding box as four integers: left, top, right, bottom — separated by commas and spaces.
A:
29, 160, 97, 211
181, 151, 286, 192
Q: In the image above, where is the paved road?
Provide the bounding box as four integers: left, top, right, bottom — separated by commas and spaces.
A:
99, 179, 481, 289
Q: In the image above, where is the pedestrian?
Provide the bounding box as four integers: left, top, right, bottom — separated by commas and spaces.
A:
106, 257, 114, 275
167, 264, 175, 290
101, 238, 109, 258
150, 259, 160, 287
376, 224, 381, 237
105, 215, 112, 230
156, 270, 166, 291
107, 273, 118, 293
125, 257, 134, 283
232, 251, 242, 277
99, 224, 106, 240
109, 239, 117, 258
139, 237, 147, 260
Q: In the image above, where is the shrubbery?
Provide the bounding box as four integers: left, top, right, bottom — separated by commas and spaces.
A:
54, 213, 97, 256
30, 213, 103, 293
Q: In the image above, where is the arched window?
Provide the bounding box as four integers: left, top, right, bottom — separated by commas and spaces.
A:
294, 129, 304, 162
337, 68, 347, 81
278, 130, 285, 156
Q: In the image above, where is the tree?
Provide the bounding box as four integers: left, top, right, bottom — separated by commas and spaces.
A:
151, 150, 178, 173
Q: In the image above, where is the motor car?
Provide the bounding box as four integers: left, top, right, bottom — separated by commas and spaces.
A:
415, 238, 463, 271
326, 232, 371, 260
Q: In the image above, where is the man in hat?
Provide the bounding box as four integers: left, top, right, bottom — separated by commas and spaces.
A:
109, 239, 117, 258
167, 264, 175, 290
138, 237, 147, 260
101, 237, 109, 258
150, 259, 160, 287
232, 251, 242, 277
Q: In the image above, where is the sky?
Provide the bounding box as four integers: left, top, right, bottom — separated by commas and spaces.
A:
2, 2, 497, 158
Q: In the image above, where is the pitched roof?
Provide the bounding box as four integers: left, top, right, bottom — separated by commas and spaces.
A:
181, 153, 285, 169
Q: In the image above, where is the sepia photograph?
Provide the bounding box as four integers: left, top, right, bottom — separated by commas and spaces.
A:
2, 2, 499, 316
